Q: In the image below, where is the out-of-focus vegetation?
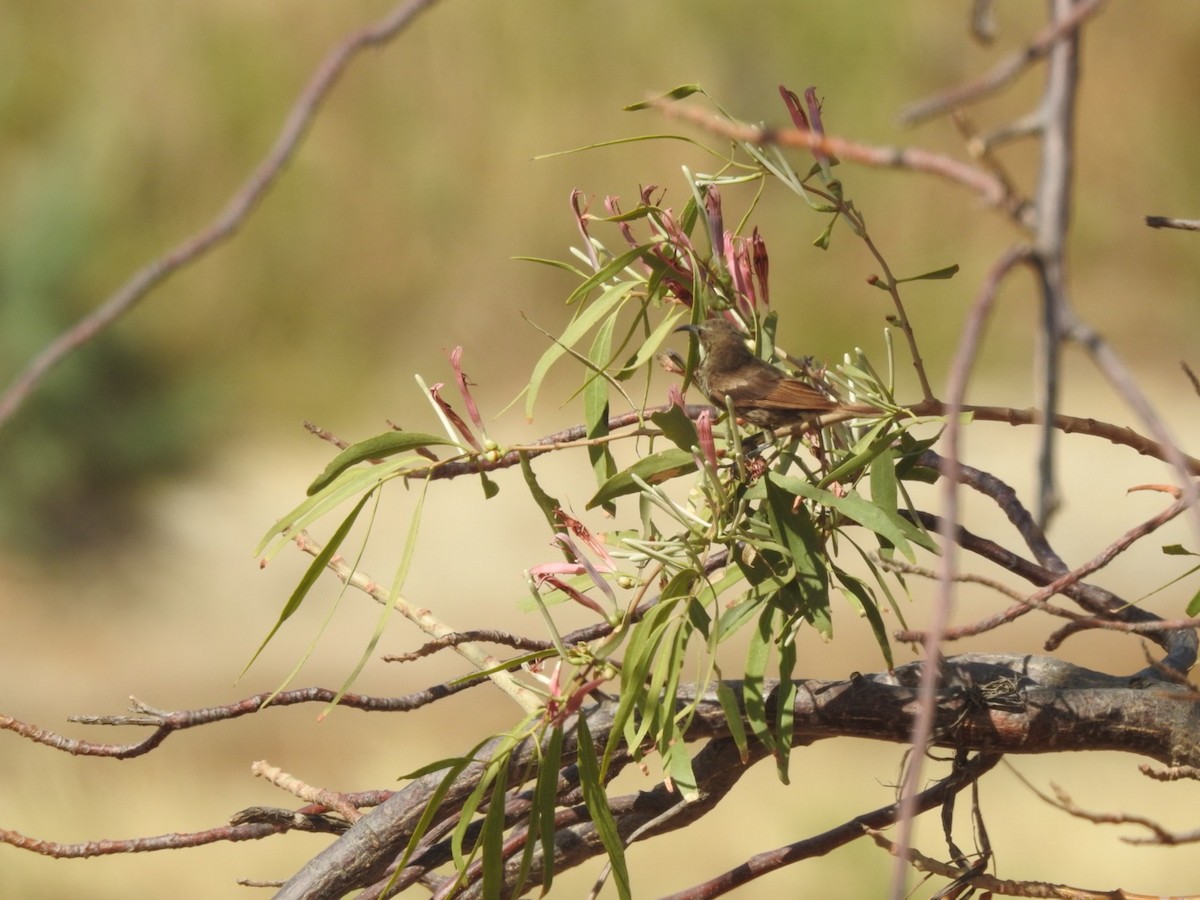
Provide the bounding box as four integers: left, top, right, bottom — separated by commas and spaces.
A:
3, 3, 1198, 552
3, 3, 1200, 897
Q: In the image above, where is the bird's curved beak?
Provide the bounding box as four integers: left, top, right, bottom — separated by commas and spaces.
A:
674, 323, 701, 336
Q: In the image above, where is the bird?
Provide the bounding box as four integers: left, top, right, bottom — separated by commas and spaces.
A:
676, 317, 875, 428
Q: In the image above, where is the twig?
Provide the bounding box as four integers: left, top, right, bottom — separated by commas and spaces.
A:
0, 0, 443, 430
384, 631, 553, 662
893, 244, 1030, 889
651, 100, 1023, 221
898, 0, 1107, 126
659, 753, 1003, 900
1146, 216, 1200, 232
253, 760, 363, 823
291, 530, 542, 713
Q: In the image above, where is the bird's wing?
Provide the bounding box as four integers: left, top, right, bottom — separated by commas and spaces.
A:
753, 377, 840, 411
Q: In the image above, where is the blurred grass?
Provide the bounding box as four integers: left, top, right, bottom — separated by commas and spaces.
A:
3, 2, 1200, 897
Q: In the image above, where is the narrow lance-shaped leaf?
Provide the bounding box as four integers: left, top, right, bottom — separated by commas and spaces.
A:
480, 756, 510, 898
519, 451, 562, 536
743, 607, 777, 754
764, 475, 831, 622
716, 679, 750, 763
834, 565, 894, 669
577, 715, 632, 900
623, 83, 706, 111
895, 263, 959, 283
523, 274, 640, 420
773, 635, 797, 785
534, 725, 565, 893
587, 448, 697, 509
586, 315, 618, 510
240, 490, 375, 680
320, 476, 431, 717
306, 431, 458, 496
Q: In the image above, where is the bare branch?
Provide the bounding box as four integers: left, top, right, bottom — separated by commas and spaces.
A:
651, 100, 1024, 221
659, 753, 1003, 900
898, 0, 1108, 126
0, 0, 444, 430
1146, 215, 1200, 232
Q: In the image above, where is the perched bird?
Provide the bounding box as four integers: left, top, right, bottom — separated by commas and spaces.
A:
676, 317, 874, 428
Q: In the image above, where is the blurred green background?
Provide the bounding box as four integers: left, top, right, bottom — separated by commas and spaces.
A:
4, 2, 1200, 897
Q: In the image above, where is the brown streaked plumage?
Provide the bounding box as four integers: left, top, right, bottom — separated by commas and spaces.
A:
677, 317, 873, 428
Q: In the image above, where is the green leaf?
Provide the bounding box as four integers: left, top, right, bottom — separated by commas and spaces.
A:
535, 726, 565, 893
240, 490, 374, 681
834, 565, 894, 669
664, 739, 699, 802
523, 271, 643, 420
587, 449, 697, 508
321, 476, 430, 715
480, 756, 509, 899
479, 471, 499, 500
623, 83, 706, 111
812, 216, 836, 250
519, 451, 562, 535
586, 316, 618, 508
1163, 544, 1195, 557
819, 417, 900, 486
773, 473, 936, 561
614, 310, 687, 374
649, 404, 699, 451
715, 679, 750, 763
743, 607, 776, 753
512, 255, 589, 277
896, 263, 959, 283
577, 716, 631, 900
764, 475, 830, 613
869, 444, 899, 514
773, 636, 797, 784
1188, 588, 1200, 617
386, 749, 481, 896
306, 431, 458, 496
604, 601, 679, 775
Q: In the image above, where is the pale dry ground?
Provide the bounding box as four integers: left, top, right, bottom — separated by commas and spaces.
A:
5, 370, 1200, 898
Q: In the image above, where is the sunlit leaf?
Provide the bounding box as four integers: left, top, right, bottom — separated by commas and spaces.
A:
615, 310, 687, 374
480, 756, 509, 898
586, 316, 617, 509
240, 490, 374, 680
1188, 588, 1200, 617
716, 679, 750, 763
834, 565, 894, 669
587, 449, 697, 509
764, 475, 830, 612
649, 404, 700, 451
743, 608, 776, 753
773, 636, 797, 784
577, 716, 631, 900
896, 263, 959, 283
535, 726, 565, 893
523, 271, 643, 420
623, 83, 706, 111
306, 431, 457, 496
519, 451, 562, 535
773, 473, 936, 561
320, 477, 430, 714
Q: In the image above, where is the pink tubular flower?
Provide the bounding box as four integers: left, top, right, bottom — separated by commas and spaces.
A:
696, 409, 718, 471
571, 189, 600, 271
528, 563, 608, 617
428, 381, 481, 451
750, 228, 770, 308
447, 346, 486, 437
